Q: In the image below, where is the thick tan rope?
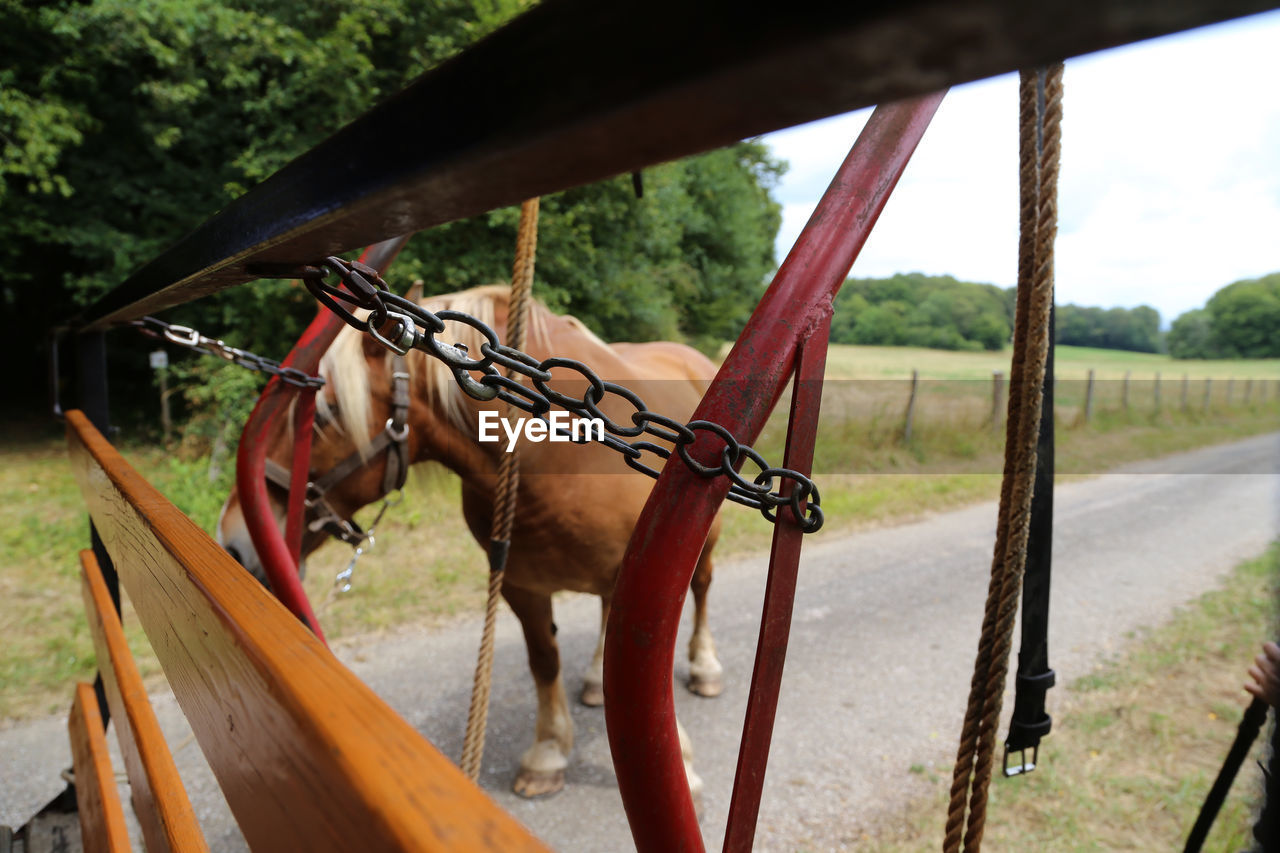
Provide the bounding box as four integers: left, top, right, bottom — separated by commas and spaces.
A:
944, 64, 1062, 853
460, 198, 540, 780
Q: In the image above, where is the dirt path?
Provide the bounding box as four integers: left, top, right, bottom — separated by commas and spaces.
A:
3, 432, 1276, 851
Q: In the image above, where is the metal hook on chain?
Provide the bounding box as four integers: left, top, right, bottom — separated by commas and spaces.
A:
333, 489, 404, 593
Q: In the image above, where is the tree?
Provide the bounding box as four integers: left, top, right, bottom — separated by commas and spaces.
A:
1166, 308, 1218, 359
396, 142, 783, 347
1203, 273, 1280, 358
1055, 303, 1160, 352
831, 273, 1011, 351
1167, 273, 1280, 360
1, 0, 782, 419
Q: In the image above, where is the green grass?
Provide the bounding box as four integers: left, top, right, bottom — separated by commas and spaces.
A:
873, 545, 1279, 852
819, 343, 1280, 381
2, 343, 1279, 719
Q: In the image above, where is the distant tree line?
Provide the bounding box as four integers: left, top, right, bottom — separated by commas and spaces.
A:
830, 273, 1012, 351
833, 271, 1280, 361
830, 273, 1165, 355
1054, 303, 1161, 353
1167, 273, 1280, 359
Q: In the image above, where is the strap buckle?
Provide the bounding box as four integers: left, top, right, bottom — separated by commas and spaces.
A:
1003, 669, 1055, 777
384, 417, 409, 442
1003, 742, 1039, 777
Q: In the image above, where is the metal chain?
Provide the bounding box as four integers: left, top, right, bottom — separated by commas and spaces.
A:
286, 256, 824, 533
129, 315, 325, 389
332, 489, 403, 593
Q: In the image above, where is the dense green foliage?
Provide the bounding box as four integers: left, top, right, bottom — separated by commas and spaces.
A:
1, 0, 782, 429
1168, 274, 1280, 359
830, 273, 1012, 351
1167, 273, 1280, 360
1054, 303, 1162, 353
1166, 308, 1217, 359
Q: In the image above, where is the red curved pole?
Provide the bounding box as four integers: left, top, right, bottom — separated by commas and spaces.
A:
236, 237, 409, 642
603, 93, 945, 852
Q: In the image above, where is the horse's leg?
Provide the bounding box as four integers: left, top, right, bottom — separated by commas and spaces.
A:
676, 718, 705, 799
687, 545, 724, 697
580, 595, 609, 707
503, 584, 573, 798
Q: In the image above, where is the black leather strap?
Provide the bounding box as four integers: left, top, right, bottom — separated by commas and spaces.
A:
1004, 300, 1056, 773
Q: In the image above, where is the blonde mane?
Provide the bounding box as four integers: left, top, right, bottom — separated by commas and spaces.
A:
318, 322, 376, 456
317, 284, 608, 451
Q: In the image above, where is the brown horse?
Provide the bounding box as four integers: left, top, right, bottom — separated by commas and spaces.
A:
217, 284, 723, 797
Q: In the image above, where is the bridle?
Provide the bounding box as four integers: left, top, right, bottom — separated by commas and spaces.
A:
263, 353, 412, 548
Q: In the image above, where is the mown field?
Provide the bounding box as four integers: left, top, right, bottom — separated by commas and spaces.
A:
1, 342, 1278, 721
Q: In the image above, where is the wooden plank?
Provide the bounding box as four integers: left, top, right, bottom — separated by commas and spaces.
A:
66, 409, 549, 853
68, 682, 132, 853
80, 549, 208, 853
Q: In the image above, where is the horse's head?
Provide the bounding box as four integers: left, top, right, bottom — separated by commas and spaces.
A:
216, 322, 417, 583
216, 285, 525, 583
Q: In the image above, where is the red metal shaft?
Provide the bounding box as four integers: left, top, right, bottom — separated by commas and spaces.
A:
722, 313, 831, 853
236, 236, 409, 641
603, 93, 944, 852
235, 316, 343, 641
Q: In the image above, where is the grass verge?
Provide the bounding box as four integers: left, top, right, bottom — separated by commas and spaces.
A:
872, 544, 1279, 852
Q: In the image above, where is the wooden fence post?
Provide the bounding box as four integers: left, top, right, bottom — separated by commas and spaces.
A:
1180, 373, 1189, 411
1226, 377, 1234, 407
903, 369, 919, 443
1083, 368, 1095, 424
1153, 371, 1161, 413
1244, 377, 1253, 404
1202, 377, 1212, 412
991, 370, 1004, 432
1122, 370, 1131, 412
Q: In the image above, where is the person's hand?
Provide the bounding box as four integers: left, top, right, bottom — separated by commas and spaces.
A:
1245, 641, 1280, 707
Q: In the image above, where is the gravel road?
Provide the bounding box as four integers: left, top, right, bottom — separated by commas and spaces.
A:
3, 432, 1277, 851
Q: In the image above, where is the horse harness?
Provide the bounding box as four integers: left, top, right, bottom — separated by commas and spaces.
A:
263, 353, 412, 547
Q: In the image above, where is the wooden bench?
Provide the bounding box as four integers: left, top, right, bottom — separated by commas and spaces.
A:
64, 409, 548, 852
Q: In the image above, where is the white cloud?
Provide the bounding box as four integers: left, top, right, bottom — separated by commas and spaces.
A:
761, 10, 1280, 326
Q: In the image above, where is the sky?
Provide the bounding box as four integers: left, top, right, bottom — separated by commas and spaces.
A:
760, 10, 1280, 327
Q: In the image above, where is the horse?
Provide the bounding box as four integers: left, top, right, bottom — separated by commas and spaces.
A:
217, 284, 724, 798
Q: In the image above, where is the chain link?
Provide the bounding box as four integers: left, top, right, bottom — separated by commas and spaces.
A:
129, 316, 325, 389
290, 256, 823, 533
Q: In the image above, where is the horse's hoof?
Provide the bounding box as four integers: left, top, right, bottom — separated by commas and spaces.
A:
513, 768, 565, 798
687, 674, 723, 698
580, 682, 605, 707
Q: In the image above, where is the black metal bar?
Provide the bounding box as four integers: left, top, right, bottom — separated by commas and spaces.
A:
49, 328, 65, 419
1183, 697, 1270, 851
1253, 712, 1280, 850
73, 0, 1278, 329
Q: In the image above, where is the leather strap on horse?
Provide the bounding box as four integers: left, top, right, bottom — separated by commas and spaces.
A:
262, 355, 411, 546
309, 353, 412, 497
944, 63, 1063, 853
460, 197, 540, 780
